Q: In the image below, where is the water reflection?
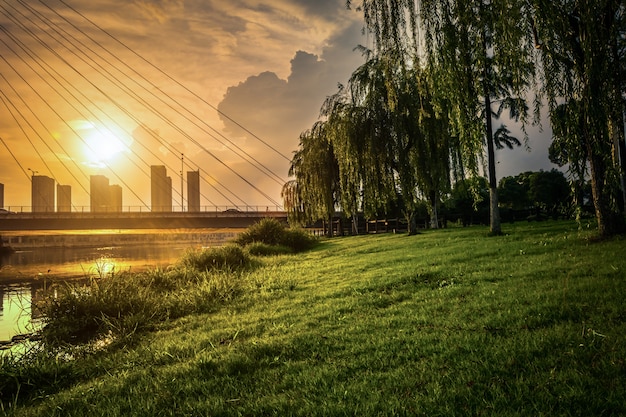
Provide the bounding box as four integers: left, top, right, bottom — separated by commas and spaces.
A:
0, 283, 37, 343
0, 245, 187, 282
0, 244, 188, 343
0, 228, 241, 344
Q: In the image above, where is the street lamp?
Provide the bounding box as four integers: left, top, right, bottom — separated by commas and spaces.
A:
180, 153, 184, 212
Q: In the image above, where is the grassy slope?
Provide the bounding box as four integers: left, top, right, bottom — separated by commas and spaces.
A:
7, 221, 626, 416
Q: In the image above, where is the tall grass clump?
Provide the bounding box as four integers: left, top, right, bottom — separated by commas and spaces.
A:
38, 273, 157, 345
234, 218, 317, 253
179, 245, 252, 271
37, 246, 253, 346
0, 349, 79, 410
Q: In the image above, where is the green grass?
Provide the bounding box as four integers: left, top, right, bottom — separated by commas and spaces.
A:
2, 221, 625, 416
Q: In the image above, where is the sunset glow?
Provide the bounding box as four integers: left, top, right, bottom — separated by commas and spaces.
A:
0, 0, 553, 210
82, 125, 130, 167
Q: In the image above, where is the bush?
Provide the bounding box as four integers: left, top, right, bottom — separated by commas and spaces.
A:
0, 349, 79, 405
180, 245, 252, 272
280, 228, 318, 252
235, 218, 317, 253
235, 218, 286, 246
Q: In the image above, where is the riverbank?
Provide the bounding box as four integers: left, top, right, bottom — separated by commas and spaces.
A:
2, 221, 625, 416
0, 228, 242, 250
0, 237, 14, 254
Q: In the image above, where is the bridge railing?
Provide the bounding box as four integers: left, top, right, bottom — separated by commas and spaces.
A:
1, 205, 284, 214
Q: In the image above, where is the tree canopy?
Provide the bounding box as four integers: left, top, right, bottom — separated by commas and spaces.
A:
531, 0, 626, 236
286, 0, 626, 238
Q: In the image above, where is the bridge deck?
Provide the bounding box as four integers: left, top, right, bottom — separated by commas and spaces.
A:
0, 211, 287, 231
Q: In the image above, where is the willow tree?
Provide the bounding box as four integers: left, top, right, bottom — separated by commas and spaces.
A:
320, 50, 455, 232
322, 55, 399, 221
531, 0, 626, 237
423, 0, 535, 234
405, 66, 457, 229
350, 0, 536, 235
548, 101, 588, 221
289, 121, 340, 237
281, 180, 307, 227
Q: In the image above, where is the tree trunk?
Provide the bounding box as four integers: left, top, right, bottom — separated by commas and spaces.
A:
481, 13, 501, 236
407, 211, 418, 235
326, 213, 334, 238
586, 139, 626, 238
484, 77, 501, 236
609, 16, 626, 213
429, 190, 439, 229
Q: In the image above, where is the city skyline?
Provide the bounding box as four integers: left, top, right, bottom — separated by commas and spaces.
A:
8, 165, 205, 213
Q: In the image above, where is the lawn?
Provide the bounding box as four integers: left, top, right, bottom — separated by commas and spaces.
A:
2, 220, 625, 416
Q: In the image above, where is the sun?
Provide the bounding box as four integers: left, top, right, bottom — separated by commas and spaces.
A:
82, 124, 130, 166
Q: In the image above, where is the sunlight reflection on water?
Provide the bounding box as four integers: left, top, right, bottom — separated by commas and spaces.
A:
0, 229, 239, 344
0, 246, 183, 343
0, 285, 35, 343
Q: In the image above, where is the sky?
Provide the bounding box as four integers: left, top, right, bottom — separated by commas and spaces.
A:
0, 0, 556, 211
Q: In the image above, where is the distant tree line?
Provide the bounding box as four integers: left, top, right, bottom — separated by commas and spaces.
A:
283, 0, 626, 238
287, 168, 576, 234
446, 169, 576, 226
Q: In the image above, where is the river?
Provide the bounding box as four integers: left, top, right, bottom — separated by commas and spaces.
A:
0, 228, 240, 345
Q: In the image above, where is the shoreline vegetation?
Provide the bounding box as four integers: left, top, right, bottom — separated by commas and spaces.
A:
1, 219, 625, 416
0, 228, 242, 251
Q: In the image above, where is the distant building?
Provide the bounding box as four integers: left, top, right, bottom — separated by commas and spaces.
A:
0, 183, 4, 209
109, 184, 122, 212
90, 175, 110, 212
187, 171, 200, 212
57, 184, 71, 212
151, 165, 172, 212
32, 175, 55, 213
90, 175, 123, 212
165, 176, 172, 212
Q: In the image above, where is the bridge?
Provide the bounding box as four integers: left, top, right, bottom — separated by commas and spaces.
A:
0, 209, 287, 231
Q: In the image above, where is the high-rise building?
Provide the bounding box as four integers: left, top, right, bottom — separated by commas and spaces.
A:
109, 184, 122, 212
187, 171, 200, 212
90, 175, 110, 212
57, 184, 71, 212
151, 165, 172, 212
0, 183, 4, 209
165, 176, 172, 212
32, 175, 55, 212
90, 176, 123, 212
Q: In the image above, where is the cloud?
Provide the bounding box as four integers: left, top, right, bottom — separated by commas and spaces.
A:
218, 52, 325, 141
217, 19, 365, 142
132, 0, 185, 23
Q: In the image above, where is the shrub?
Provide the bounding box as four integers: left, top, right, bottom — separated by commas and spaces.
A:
0, 349, 78, 405
280, 228, 318, 252
180, 245, 252, 272
37, 248, 252, 346
235, 218, 317, 253
235, 218, 286, 246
